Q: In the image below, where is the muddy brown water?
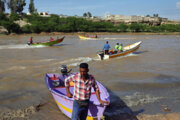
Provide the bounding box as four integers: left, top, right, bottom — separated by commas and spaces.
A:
0, 34, 180, 119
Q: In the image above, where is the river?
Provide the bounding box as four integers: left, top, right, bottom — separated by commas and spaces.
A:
0, 34, 180, 119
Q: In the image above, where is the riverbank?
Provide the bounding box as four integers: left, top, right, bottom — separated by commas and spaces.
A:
1, 32, 180, 37
39, 32, 180, 36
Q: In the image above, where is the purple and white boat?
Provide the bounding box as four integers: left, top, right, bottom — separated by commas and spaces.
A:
45, 65, 110, 120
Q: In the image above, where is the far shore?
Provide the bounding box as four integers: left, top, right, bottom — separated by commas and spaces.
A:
1, 32, 180, 36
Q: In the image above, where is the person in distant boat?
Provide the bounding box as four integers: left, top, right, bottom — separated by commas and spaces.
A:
114, 43, 119, 54
103, 41, 111, 54
118, 43, 123, 52
50, 37, 54, 41
65, 63, 109, 120
29, 37, 33, 44
95, 34, 98, 38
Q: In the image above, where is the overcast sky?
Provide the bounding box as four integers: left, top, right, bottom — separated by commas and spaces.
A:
21, 0, 180, 20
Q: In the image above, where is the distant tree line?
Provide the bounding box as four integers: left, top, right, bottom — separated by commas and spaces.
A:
0, 13, 180, 34
0, 0, 180, 34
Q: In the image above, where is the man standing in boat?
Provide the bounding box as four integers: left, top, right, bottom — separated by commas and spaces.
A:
65, 63, 109, 120
103, 41, 111, 54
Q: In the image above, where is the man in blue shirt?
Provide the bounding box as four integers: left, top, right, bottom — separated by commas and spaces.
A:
103, 41, 111, 54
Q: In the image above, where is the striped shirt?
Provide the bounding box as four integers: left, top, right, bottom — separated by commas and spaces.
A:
65, 72, 99, 100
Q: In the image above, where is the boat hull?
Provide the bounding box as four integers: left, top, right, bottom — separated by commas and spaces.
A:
30, 36, 65, 46
78, 35, 98, 40
45, 73, 109, 120
97, 41, 142, 60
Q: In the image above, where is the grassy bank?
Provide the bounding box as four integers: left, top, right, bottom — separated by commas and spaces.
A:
1, 32, 180, 37
1, 13, 180, 35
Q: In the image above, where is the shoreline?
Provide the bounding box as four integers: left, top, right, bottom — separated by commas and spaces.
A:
1, 103, 180, 120
1, 32, 180, 36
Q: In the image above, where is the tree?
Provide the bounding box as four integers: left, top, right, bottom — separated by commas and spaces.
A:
129, 23, 142, 32
87, 12, 92, 18
0, 11, 7, 20
9, 12, 20, 21
1, 20, 21, 33
83, 13, 87, 18
0, 0, 6, 13
7, 0, 26, 14
16, 0, 26, 14
29, 0, 36, 13
7, 0, 17, 13
153, 14, 159, 17
116, 23, 128, 32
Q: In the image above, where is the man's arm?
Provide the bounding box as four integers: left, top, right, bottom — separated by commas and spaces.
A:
92, 77, 109, 105
65, 86, 73, 98
95, 90, 109, 105
65, 75, 74, 98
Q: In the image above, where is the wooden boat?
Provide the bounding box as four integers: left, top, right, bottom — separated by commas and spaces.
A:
45, 73, 110, 120
27, 36, 65, 46
97, 41, 142, 60
78, 35, 98, 40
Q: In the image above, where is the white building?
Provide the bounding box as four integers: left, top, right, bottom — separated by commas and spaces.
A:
26, 12, 50, 17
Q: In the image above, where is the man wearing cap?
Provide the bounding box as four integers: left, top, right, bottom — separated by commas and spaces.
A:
65, 63, 108, 120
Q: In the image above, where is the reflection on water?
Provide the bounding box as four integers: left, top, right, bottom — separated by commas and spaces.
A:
0, 35, 180, 119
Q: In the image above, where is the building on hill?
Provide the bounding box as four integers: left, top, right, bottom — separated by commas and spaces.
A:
26, 12, 50, 17
104, 14, 168, 25
38, 12, 50, 17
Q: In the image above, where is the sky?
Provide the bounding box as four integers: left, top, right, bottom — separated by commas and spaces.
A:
22, 0, 180, 20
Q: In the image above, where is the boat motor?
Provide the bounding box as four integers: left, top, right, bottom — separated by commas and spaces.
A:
60, 65, 72, 76
27, 41, 31, 45
97, 51, 104, 60
61, 65, 68, 76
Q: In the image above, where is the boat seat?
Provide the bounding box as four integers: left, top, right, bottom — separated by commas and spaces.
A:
49, 76, 65, 88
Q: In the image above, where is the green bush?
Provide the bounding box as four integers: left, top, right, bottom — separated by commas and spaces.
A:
0, 13, 8, 21
9, 13, 21, 21
116, 23, 128, 32
1, 21, 21, 33
21, 24, 32, 33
